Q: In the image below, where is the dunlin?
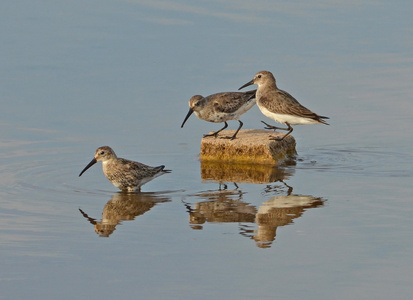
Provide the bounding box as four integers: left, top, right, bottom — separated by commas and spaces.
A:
239, 71, 329, 140
79, 146, 170, 192
181, 90, 256, 140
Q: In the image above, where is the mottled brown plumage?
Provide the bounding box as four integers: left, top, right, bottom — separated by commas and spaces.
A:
79, 146, 170, 192
239, 71, 329, 141
181, 90, 256, 140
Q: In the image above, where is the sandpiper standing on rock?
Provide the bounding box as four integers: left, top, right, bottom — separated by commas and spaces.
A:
239, 71, 329, 141
79, 146, 170, 192
181, 90, 256, 140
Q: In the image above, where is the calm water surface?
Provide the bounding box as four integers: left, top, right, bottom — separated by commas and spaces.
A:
1, 1, 413, 299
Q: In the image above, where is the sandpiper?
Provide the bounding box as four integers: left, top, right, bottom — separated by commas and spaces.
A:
79, 146, 170, 192
239, 71, 329, 141
181, 90, 256, 140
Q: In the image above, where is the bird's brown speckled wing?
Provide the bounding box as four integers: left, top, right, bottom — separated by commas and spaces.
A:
211, 90, 256, 114
107, 159, 160, 182
125, 160, 164, 180
260, 89, 326, 121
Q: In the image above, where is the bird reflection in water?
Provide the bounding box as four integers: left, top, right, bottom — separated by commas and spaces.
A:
242, 181, 324, 248
79, 192, 171, 237
183, 184, 255, 230
184, 161, 325, 248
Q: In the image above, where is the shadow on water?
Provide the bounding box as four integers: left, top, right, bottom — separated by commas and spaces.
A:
78, 191, 171, 237
183, 161, 326, 248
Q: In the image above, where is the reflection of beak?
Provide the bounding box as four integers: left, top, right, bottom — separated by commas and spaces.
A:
181, 108, 194, 128
79, 158, 97, 177
78, 208, 97, 225
239, 79, 254, 90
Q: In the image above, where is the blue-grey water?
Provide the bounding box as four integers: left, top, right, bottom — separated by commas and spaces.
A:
1, 1, 413, 299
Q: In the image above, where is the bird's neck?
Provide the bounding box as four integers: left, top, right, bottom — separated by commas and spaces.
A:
261, 81, 277, 90
102, 158, 115, 169
194, 110, 203, 119
257, 82, 277, 97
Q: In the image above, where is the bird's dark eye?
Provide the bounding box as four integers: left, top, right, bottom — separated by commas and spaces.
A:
100, 151, 105, 155
258, 75, 262, 78
195, 102, 200, 106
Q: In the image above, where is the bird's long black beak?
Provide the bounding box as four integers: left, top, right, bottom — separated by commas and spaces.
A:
239, 79, 254, 90
181, 108, 194, 128
79, 158, 97, 177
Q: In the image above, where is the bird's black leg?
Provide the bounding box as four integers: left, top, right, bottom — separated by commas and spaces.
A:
261, 120, 290, 132
203, 122, 228, 138
270, 123, 293, 141
219, 182, 228, 190
230, 120, 243, 140
221, 120, 243, 140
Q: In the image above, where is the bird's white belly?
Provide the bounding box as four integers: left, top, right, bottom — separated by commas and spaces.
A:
258, 106, 318, 125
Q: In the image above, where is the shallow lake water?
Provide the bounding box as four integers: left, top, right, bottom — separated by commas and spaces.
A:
1, 1, 413, 299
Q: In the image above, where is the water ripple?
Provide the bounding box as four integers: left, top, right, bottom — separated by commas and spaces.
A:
294, 145, 413, 177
